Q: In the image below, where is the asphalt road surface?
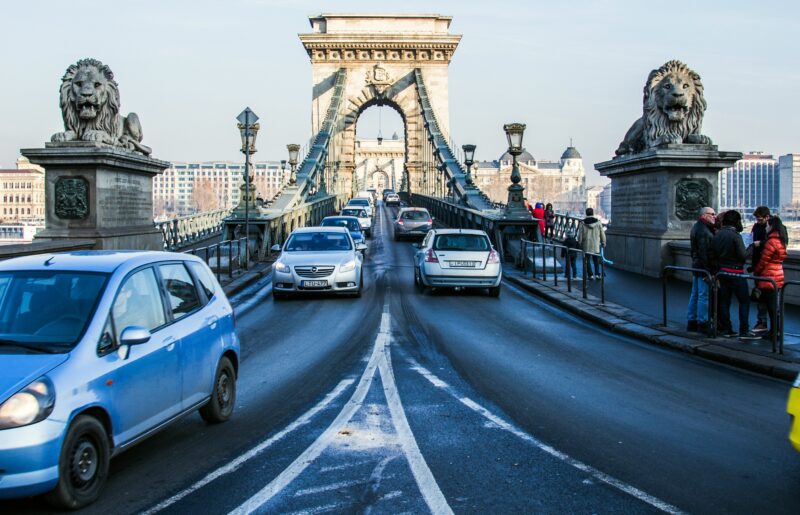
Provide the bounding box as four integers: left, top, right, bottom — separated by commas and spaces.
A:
4, 202, 800, 514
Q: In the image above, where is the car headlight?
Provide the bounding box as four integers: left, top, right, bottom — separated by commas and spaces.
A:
340, 260, 357, 272
274, 261, 290, 273
0, 376, 56, 430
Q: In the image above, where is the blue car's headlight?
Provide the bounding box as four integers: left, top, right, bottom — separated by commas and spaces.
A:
0, 376, 56, 430
274, 261, 290, 273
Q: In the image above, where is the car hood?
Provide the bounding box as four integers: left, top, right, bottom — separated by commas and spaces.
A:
0, 353, 69, 403
279, 251, 355, 266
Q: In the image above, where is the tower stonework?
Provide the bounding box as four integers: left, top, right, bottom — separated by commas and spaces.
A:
299, 14, 460, 195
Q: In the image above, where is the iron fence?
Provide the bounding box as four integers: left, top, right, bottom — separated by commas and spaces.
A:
185, 237, 248, 282
521, 239, 605, 302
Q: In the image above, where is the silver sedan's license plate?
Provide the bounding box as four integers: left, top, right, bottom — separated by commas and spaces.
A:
450, 261, 476, 268
302, 280, 328, 288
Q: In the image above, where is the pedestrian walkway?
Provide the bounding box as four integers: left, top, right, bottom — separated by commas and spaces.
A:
505, 265, 800, 381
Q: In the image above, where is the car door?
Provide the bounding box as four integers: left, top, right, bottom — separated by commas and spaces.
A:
157, 262, 214, 410
98, 266, 182, 446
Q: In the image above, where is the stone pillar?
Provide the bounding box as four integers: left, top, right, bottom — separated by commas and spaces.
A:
22, 143, 168, 250
596, 145, 741, 277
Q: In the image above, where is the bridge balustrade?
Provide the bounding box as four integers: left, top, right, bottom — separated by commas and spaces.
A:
156, 208, 231, 251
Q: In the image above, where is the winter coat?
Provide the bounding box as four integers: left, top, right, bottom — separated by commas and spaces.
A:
579, 217, 605, 254
531, 207, 545, 234
751, 222, 768, 267
690, 218, 715, 273
712, 225, 747, 272
544, 209, 556, 228
753, 232, 787, 290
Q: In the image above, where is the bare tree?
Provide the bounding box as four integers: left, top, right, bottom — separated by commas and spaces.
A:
192, 178, 221, 212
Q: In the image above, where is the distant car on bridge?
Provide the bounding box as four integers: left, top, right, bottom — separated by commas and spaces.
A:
340, 207, 372, 237
0, 251, 239, 508
321, 216, 367, 254
271, 227, 366, 299
413, 228, 502, 297
345, 198, 373, 219
385, 192, 401, 206
394, 207, 433, 241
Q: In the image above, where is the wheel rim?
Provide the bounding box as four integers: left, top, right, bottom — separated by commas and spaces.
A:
69, 438, 99, 488
217, 370, 233, 414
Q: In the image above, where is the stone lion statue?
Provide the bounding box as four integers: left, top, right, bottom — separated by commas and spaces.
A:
51, 58, 151, 155
615, 60, 712, 156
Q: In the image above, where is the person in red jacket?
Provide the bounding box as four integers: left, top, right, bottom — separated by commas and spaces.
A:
752, 216, 788, 339
531, 202, 546, 238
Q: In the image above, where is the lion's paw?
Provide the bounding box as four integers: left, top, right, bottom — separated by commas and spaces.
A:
686, 134, 713, 145
82, 130, 112, 143
51, 131, 76, 143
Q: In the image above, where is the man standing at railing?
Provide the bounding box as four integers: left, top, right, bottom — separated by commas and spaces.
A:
579, 207, 605, 279
687, 206, 716, 334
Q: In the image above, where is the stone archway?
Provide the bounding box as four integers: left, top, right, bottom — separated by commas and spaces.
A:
299, 14, 460, 195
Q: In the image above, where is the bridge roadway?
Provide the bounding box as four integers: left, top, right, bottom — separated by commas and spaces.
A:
5, 203, 800, 515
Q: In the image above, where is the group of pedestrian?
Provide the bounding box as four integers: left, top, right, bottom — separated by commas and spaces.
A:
527, 202, 556, 241
687, 205, 788, 340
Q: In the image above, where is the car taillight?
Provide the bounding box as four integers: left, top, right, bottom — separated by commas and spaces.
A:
427, 219, 433, 225
398, 219, 404, 225
488, 250, 500, 264
425, 249, 439, 263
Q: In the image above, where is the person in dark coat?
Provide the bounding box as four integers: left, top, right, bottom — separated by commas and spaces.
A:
712, 210, 758, 339
752, 216, 788, 340
749, 206, 771, 332
544, 203, 556, 240
687, 206, 716, 333
561, 229, 579, 278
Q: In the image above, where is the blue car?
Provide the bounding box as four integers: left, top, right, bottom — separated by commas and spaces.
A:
321, 216, 367, 253
0, 251, 239, 508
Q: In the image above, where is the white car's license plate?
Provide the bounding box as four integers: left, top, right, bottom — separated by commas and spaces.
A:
449, 261, 476, 268
302, 280, 328, 288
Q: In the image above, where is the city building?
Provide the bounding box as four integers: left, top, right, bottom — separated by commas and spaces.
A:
473, 145, 586, 214
586, 184, 612, 220
719, 152, 779, 217
780, 153, 800, 208
153, 161, 286, 218
0, 157, 45, 223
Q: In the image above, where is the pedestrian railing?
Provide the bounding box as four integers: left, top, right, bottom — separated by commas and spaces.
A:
521, 239, 605, 303
186, 237, 249, 283
661, 266, 783, 353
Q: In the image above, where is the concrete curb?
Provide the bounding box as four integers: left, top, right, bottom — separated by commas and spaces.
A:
505, 271, 800, 382
222, 262, 273, 297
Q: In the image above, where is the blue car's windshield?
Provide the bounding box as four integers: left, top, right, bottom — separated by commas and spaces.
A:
322, 218, 362, 232
0, 271, 109, 352
284, 232, 353, 252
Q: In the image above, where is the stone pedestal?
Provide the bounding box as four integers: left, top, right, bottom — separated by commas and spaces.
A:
596, 145, 741, 277
21, 143, 169, 250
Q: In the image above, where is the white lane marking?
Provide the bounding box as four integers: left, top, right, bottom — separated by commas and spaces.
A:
141, 378, 355, 515
282, 502, 343, 515
293, 479, 367, 497
319, 459, 375, 473
379, 342, 454, 515
228, 307, 392, 515
407, 358, 686, 515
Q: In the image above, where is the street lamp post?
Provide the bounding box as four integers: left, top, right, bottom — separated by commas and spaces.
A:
502, 123, 531, 219
236, 107, 259, 267
462, 144, 476, 187
287, 144, 300, 185
280, 159, 287, 186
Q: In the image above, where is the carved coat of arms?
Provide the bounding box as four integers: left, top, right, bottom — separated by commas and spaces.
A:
365, 63, 393, 97
55, 176, 90, 219
675, 178, 711, 221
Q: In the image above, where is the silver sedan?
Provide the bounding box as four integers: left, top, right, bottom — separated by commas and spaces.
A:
271, 227, 366, 299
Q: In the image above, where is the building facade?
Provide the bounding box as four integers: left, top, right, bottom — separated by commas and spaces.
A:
719, 152, 780, 217
153, 161, 286, 218
474, 145, 586, 214
780, 153, 800, 209
0, 157, 45, 223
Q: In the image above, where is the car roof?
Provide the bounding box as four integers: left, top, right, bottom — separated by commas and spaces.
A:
0, 250, 200, 274
291, 226, 349, 234
430, 228, 489, 236
398, 207, 430, 212
323, 216, 359, 222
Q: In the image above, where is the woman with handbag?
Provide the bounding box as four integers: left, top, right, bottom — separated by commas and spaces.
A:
752, 216, 788, 340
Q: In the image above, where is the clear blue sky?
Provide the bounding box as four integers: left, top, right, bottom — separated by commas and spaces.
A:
1, 0, 797, 185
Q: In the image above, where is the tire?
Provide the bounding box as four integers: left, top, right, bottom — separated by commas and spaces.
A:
200, 356, 236, 424
415, 267, 427, 293
488, 285, 501, 298
45, 415, 110, 509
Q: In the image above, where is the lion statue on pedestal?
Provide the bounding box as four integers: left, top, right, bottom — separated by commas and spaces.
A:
51, 58, 151, 155
615, 60, 712, 157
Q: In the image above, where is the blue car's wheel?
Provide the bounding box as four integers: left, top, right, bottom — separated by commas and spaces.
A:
46, 415, 110, 509
200, 356, 236, 423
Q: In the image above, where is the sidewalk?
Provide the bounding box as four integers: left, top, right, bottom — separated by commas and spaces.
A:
505, 266, 800, 381
219, 260, 273, 297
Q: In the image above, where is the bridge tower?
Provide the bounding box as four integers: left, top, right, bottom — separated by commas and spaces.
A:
299, 14, 461, 196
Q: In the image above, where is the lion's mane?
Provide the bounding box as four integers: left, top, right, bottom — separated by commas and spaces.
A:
59, 58, 122, 142
643, 60, 706, 148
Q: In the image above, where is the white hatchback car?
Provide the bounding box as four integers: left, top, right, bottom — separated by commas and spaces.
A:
413, 229, 502, 297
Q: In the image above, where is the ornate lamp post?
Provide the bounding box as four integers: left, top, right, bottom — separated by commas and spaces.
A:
502, 123, 530, 219
236, 107, 259, 262
462, 144, 476, 187
287, 144, 300, 184
280, 159, 287, 185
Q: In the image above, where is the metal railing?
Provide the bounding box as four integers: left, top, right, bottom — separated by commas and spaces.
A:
156, 208, 231, 251
521, 239, 605, 303
661, 266, 783, 353
186, 237, 248, 282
